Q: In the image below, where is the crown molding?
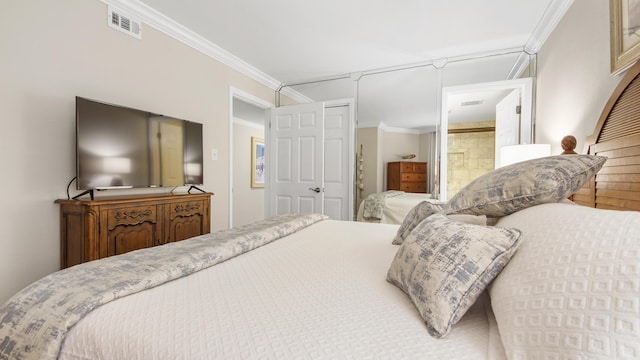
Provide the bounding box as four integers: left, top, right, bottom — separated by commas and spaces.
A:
101, 0, 572, 104
378, 122, 421, 134
99, 0, 311, 104
507, 0, 573, 79
506, 51, 532, 80
279, 86, 314, 103
524, 0, 574, 54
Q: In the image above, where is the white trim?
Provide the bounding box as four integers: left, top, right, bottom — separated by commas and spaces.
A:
279, 87, 314, 104
233, 118, 265, 130
507, 0, 573, 79
506, 51, 532, 80
325, 99, 356, 221
100, 0, 310, 104
524, 0, 574, 54
282, 47, 524, 88
378, 122, 421, 135
229, 87, 274, 228
355, 122, 379, 129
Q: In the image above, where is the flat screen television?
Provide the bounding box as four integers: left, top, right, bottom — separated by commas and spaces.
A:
76, 97, 203, 191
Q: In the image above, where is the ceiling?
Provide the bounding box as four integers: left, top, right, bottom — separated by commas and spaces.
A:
137, 0, 570, 131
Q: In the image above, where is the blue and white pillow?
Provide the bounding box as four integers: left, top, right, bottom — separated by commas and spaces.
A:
387, 213, 522, 338
392, 201, 443, 245
443, 155, 606, 217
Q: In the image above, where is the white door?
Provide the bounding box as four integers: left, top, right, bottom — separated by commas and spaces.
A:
269, 102, 325, 216
495, 89, 521, 168
323, 104, 352, 220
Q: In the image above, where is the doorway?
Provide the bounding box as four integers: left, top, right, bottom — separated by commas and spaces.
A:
439, 78, 533, 200
229, 87, 274, 228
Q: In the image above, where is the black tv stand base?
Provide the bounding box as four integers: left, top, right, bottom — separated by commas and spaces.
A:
72, 189, 94, 200
188, 185, 206, 194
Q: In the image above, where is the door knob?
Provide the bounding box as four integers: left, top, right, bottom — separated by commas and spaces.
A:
309, 187, 321, 193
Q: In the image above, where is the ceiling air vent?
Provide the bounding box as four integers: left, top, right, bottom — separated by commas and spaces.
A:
108, 6, 142, 39
460, 100, 484, 107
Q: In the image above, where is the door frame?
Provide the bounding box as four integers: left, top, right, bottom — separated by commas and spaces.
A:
439, 78, 533, 201
228, 87, 274, 228
324, 98, 356, 220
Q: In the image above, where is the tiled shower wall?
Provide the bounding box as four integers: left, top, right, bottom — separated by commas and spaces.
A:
447, 121, 495, 200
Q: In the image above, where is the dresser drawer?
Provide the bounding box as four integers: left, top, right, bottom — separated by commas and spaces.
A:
401, 173, 426, 182
400, 183, 426, 193
169, 201, 204, 218
413, 163, 426, 173
107, 205, 157, 229
400, 162, 426, 173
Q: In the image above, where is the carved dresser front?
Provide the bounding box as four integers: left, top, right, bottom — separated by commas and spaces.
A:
55, 193, 212, 268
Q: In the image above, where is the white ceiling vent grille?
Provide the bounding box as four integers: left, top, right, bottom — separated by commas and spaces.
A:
108, 6, 142, 39
460, 100, 484, 107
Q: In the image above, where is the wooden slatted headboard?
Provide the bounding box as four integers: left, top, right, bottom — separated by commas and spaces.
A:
572, 61, 640, 211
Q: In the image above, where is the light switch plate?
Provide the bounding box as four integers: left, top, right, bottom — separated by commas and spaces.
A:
211, 148, 218, 161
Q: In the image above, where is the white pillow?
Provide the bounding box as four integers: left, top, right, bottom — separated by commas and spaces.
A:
490, 203, 640, 359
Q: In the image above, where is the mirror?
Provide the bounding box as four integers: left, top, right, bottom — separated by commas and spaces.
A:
440, 77, 533, 201
283, 51, 536, 206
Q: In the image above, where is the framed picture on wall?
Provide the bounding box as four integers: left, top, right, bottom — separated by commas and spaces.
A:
251, 137, 265, 188
611, 0, 640, 74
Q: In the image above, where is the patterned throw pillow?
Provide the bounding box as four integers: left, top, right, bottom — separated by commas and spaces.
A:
386, 213, 522, 338
443, 155, 607, 217
392, 201, 443, 245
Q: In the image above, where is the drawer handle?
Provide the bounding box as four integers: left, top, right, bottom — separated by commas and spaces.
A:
114, 209, 152, 221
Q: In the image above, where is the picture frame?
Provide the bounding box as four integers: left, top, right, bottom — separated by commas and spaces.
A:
610, 0, 640, 74
251, 137, 265, 188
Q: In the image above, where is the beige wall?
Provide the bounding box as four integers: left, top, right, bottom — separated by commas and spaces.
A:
0, 1, 277, 303
536, 0, 624, 152
233, 122, 265, 226
356, 127, 436, 199
381, 131, 423, 189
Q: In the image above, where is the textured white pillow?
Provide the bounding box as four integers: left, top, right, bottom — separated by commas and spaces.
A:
490, 203, 640, 359
444, 155, 606, 217
387, 214, 522, 338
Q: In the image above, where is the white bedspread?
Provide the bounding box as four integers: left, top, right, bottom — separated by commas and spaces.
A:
60, 220, 504, 359
357, 193, 442, 224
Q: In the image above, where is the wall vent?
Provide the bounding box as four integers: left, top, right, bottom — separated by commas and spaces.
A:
108, 6, 142, 39
460, 100, 483, 107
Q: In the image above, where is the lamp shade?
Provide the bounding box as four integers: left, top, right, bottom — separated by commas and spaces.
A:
499, 144, 551, 168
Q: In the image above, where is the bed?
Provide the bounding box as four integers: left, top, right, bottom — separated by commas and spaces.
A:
356, 191, 442, 224
2, 65, 640, 359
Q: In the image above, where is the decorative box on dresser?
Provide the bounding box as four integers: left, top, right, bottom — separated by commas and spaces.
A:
387, 161, 427, 193
55, 192, 212, 268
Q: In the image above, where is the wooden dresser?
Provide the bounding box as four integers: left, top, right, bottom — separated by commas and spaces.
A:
387, 161, 427, 193
55, 192, 212, 268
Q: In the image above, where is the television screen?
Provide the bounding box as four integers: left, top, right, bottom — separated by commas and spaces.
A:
76, 97, 203, 190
